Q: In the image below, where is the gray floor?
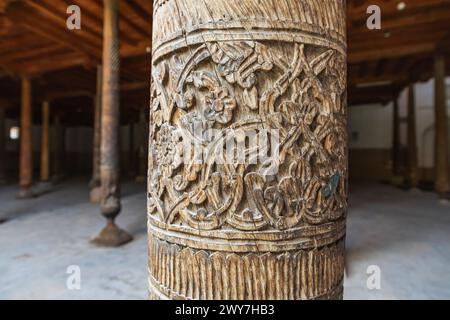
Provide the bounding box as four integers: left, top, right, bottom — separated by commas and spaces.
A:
0, 179, 449, 300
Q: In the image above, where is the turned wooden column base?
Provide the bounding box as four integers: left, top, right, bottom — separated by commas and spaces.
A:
91, 221, 133, 247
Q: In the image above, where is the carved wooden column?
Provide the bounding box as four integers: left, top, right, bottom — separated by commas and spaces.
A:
433, 55, 450, 196
92, 0, 132, 247
0, 106, 6, 184
148, 0, 347, 300
136, 107, 147, 183
40, 101, 51, 186
18, 77, 34, 199
90, 66, 103, 203
407, 84, 419, 188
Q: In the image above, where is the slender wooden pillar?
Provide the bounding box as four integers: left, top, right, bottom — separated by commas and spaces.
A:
40, 101, 50, 184
407, 84, 419, 188
136, 107, 147, 183
90, 66, 103, 203
0, 107, 6, 184
434, 55, 450, 196
51, 114, 65, 182
149, 0, 347, 300
128, 121, 135, 176
392, 98, 401, 176
17, 77, 34, 199
92, 0, 132, 247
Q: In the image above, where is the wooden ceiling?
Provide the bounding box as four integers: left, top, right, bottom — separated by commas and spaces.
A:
348, 0, 450, 105
0, 0, 450, 124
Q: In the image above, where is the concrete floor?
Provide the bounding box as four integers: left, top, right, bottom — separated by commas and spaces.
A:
0, 179, 449, 300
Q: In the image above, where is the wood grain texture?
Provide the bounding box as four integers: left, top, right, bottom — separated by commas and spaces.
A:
148, 0, 347, 300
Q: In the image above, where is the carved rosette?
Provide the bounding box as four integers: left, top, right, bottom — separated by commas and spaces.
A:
149, 0, 347, 300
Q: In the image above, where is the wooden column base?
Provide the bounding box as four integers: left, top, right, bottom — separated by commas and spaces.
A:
91, 221, 133, 247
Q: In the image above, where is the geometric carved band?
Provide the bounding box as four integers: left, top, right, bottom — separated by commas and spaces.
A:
148, 237, 345, 300
152, 0, 346, 60
148, 217, 346, 252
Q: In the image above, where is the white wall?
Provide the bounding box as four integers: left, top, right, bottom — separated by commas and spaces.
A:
349, 102, 393, 149
397, 78, 450, 168
349, 77, 450, 169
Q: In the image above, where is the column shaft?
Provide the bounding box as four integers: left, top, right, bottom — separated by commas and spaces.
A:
434, 55, 450, 195
0, 107, 6, 184
40, 101, 50, 182
90, 66, 103, 202
392, 98, 401, 176
18, 77, 34, 198
148, 0, 347, 300
92, 0, 132, 247
51, 114, 65, 182
136, 107, 147, 182
407, 84, 419, 188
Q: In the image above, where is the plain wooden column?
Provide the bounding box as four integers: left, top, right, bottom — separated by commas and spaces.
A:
392, 98, 401, 177
40, 101, 50, 184
135, 107, 147, 183
90, 65, 102, 203
407, 84, 419, 188
0, 107, 6, 184
92, 0, 132, 247
434, 55, 450, 196
17, 77, 34, 199
128, 121, 135, 176
51, 114, 65, 182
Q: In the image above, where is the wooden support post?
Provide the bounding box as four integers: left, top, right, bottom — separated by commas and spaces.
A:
51, 114, 65, 183
434, 55, 450, 196
0, 107, 6, 184
92, 0, 132, 247
392, 97, 402, 181
17, 77, 34, 199
407, 84, 419, 188
90, 66, 103, 203
135, 107, 147, 183
40, 101, 50, 185
128, 121, 135, 177
148, 0, 347, 300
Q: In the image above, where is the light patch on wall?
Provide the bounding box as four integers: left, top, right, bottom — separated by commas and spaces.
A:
9, 126, 19, 140
447, 84, 450, 106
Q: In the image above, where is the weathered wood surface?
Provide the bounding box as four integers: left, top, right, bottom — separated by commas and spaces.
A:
18, 77, 34, 198
92, 0, 132, 247
90, 66, 103, 203
148, 0, 347, 300
407, 84, 419, 188
40, 101, 50, 183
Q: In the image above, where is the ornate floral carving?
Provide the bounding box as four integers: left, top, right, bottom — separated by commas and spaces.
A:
149, 0, 347, 301
149, 41, 347, 232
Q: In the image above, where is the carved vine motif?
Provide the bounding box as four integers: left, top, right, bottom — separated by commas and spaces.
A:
149, 40, 347, 232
